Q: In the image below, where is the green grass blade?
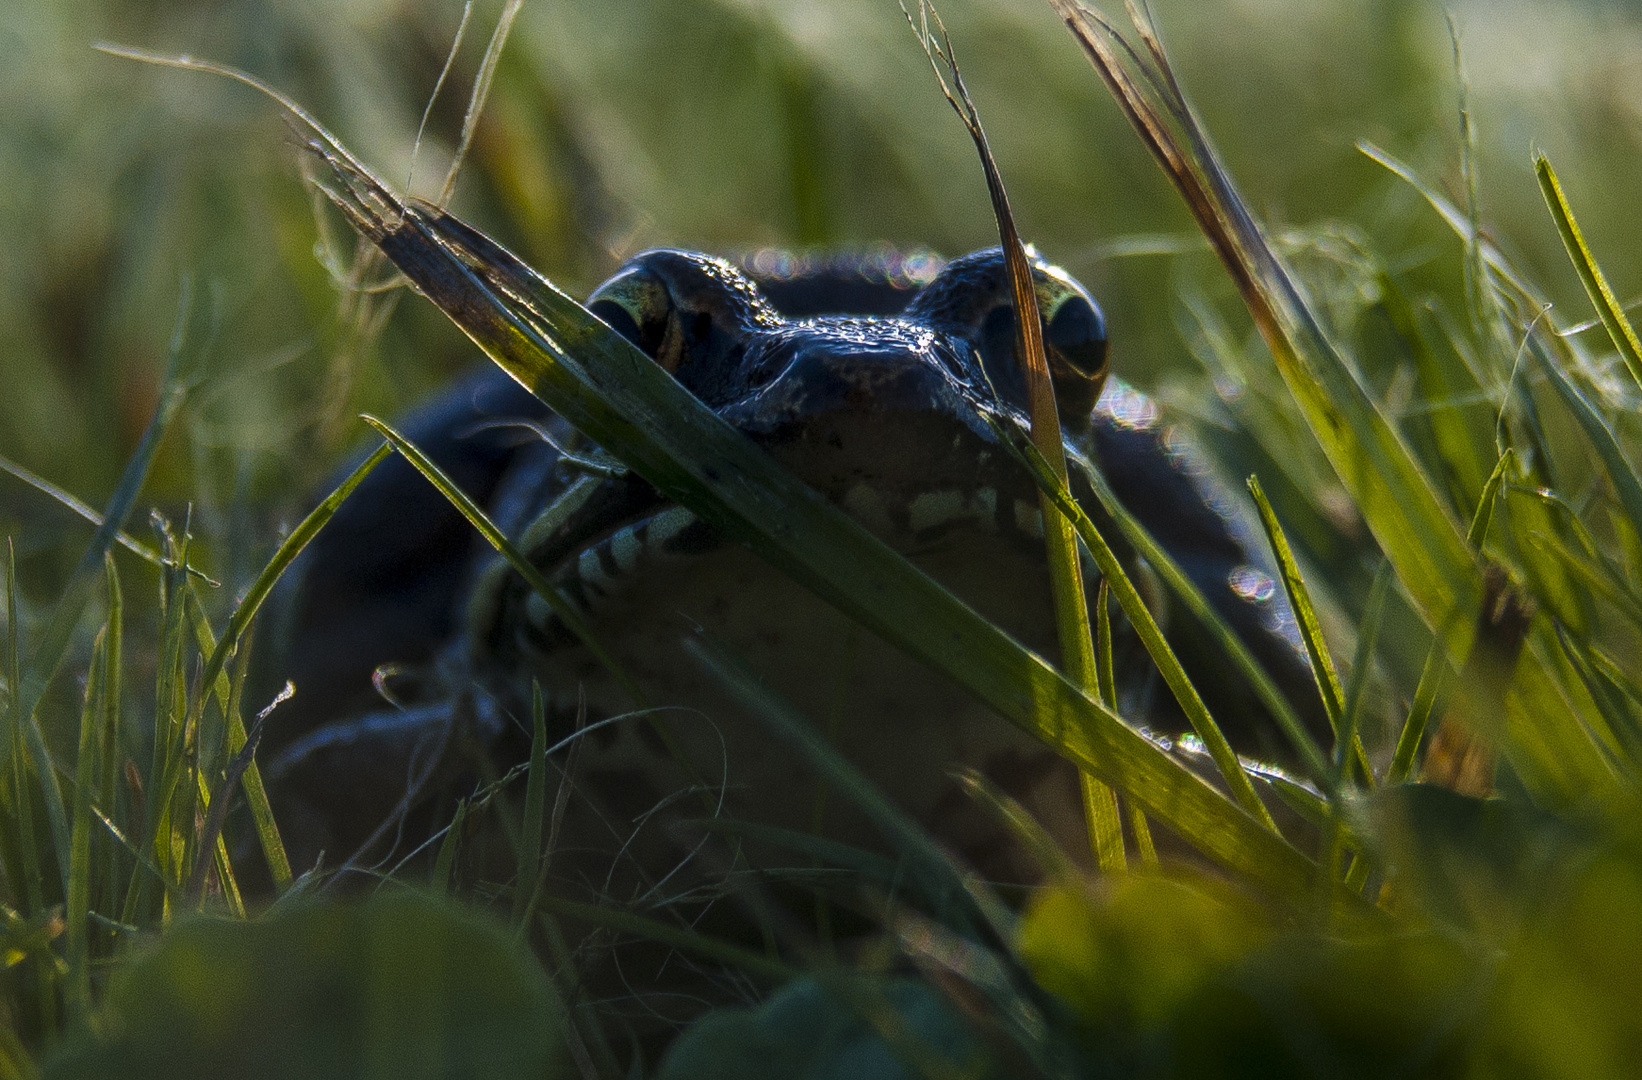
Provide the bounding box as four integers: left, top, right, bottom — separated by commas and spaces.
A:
1554, 627, 1642, 767
359, 417, 641, 708
4, 542, 45, 919
1247, 474, 1373, 788
513, 682, 547, 926
1529, 335, 1642, 538
1005, 434, 1277, 824
0, 455, 216, 586
907, 0, 1123, 877
1374, 273, 1492, 516
98, 554, 124, 934
952, 766, 1079, 883
1536, 153, 1642, 390
1387, 450, 1511, 785
432, 798, 466, 894
194, 442, 394, 892
1029, 436, 1329, 789
536, 894, 796, 984
65, 623, 106, 1017
1339, 563, 1391, 787
1524, 528, 1642, 633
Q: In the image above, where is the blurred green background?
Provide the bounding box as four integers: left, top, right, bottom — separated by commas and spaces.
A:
2, 0, 1640, 594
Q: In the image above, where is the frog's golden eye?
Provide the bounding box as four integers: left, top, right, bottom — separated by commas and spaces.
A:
1045, 290, 1106, 382
1037, 275, 1108, 429
587, 267, 679, 371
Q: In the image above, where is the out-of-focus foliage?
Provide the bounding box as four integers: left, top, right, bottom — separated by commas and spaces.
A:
43, 892, 568, 1080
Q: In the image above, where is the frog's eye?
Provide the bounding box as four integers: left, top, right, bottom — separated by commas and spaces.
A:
1038, 277, 1108, 429
1045, 291, 1106, 382
974, 280, 1109, 429
587, 267, 679, 370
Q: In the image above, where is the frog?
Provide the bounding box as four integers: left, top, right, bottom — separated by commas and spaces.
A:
254, 245, 1323, 895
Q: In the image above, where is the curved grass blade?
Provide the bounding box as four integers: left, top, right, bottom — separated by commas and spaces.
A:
160, 444, 396, 893
0, 455, 216, 585
513, 682, 548, 926
905, 0, 1122, 875
4, 542, 45, 920
536, 894, 796, 983
65, 623, 107, 1017
1528, 335, 1642, 539
1016, 431, 1328, 789
1536, 153, 1642, 390
359, 417, 640, 708
952, 766, 1080, 883
97, 554, 123, 940
1339, 562, 1391, 785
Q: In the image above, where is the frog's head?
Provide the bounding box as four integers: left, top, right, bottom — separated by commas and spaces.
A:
585, 246, 1108, 434
473, 247, 1130, 667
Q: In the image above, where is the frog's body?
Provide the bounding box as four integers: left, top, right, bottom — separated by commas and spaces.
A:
258, 247, 1320, 895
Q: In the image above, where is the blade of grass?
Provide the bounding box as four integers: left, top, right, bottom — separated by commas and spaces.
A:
432, 798, 466, 893
537, 895, 796, 983
357, 419, 639, 707
951, 766, 1079, 883
1528, 334, 1642, 537
1339, 562, 1391, 785
1015, 430, 1323, 795
64, 622, 107, 1018
4, 542, 45, 919
97, 552, 123, 938
188, 442, 395, 891
1387, 450, 1512, 785
1536, 153, 1642, 390
1247, 474, 1373, 788
0, 455, 216, 585
906, 0, 1121, 874
1554, 627, 1642, 768
513, 682, 548, 925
